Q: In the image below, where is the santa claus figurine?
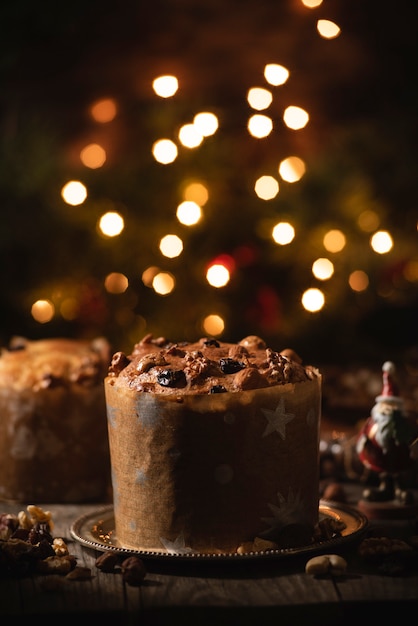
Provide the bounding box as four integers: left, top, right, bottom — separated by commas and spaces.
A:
356, 361, 417, 504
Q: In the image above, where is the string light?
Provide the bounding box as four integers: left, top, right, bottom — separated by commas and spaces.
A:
31, 299, 55, 323
254, 175, 279, 200
247, 114, 273, 138
247, 87, 273, 110
29, 7, 412, 340
283, 106, 309, 130
98, 211, 124, 237
370, 230, 393, 254
61, 180, 87, 206
90, 98, 117, 123
152, 75, 179, 98
152, 139, 178, 164
159, 234, 183, 258
80, 143, 106, 169
317, 19, 341, 39
272, 222, 295, 245
263, 63, 289, 86
176, 201, 202, 225
301, 288, 325, 312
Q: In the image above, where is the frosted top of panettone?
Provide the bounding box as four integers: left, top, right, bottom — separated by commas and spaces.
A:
106, 334, 319, 395
0, 336, 110, 391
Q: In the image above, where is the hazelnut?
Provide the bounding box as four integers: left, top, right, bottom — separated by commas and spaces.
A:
121, 556, 147, 586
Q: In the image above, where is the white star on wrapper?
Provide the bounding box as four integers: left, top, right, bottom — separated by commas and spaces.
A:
261, 398, 295, 438
262, 488, 308, 533
160, 533, 194, 554
135, 468, 147, 485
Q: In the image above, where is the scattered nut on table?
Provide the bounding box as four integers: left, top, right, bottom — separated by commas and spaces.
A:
95, 551, 119, 572
120, 556, 147, 586
305, 554, 347, 576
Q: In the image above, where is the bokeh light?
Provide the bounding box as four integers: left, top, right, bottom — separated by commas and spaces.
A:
254, 175, 279, 200
247, 87, 273, 110
152, 139, 178, 164
202, 314, 225, 336
193, 112, 219, 136
317, 19, 341, 39
105, 272, 129, 294
312, 258, 334, 280
80, 143, 107, 169
323, 229, 346, 253
152, 75, 179, 97
61, 180, 87, 206
98, 211, 125, 237
370, 230, 393, 254
90, 98, 117, 123
283, 106, 309, 130
152, 272, 175, 295
301, 288, 325, 312
247, 114, 273, 138
159, 234, 184, 258
263, 63, 289, 86
278, 156, 306, 182
176, 200, 202, 225
272, 222, 295, 245
31, 299, 55, 323
206, 263, 230, 287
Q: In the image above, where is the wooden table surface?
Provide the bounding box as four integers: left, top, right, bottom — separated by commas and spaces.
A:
1, 484, 418, 625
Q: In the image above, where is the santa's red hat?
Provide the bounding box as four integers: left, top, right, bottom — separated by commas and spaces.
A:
376, 361, 402, 404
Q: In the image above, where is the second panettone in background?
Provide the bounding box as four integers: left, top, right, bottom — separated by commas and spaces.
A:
0, 336, 112, 503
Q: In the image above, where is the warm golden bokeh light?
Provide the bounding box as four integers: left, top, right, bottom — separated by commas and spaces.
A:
98, 211, 125, 237
152, 139, 178, 164
206, 263, 230, 288
60, 297, 79, 321
152, 272, 175, 295
159, 234, 183, 258
301, 288, 325, 312
312, 258, 334, 280
283, 106, 309, 130
272, 222, 295, 245
323, 229, 346, 252
263, 63, 289, 86
202, 314, 225, 336
90, 98, 117, 123
301, 0, 323, 7
104, 272, 129, 294
317, 19, 341, 39
247, 87, 273, 110
80, 143, 107, 169
370, 230, 393, 254
278, 156, 306, 182
61, 180, 87, 206
176, 200, 202, 226
152, 75, 179, 98
247, 114, 273, 138
193, 112, 219, 136
31, 299, 55, 323
254, 175, 279, 200
357, 210, 380, 232
349, 270, 369, 292
183, 181, 209, 206
404, 260, 418, 282
178, 123, 204, 148
142, 266, 160, 287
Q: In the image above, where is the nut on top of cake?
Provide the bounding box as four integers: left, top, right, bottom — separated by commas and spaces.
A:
107, 333, 318, 394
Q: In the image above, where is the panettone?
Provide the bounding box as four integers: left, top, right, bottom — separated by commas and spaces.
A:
105, 334, 322, 554
0, 336, 111, 503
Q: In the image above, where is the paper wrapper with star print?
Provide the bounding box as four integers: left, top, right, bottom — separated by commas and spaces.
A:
105, 373, 321, 554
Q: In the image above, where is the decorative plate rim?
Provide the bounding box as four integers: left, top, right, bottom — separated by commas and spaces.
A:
70, 500, 368, 561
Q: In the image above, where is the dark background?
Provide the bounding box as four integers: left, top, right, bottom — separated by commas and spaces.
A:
1, 0, 417, 369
